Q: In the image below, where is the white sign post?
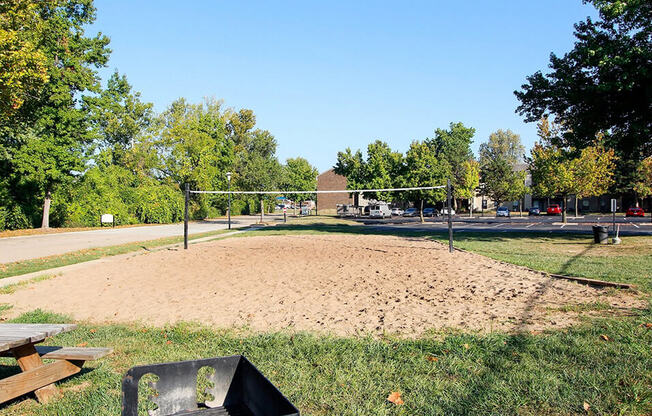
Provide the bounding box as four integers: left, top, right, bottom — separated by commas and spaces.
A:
610, 199, 617, 238
101, 214, 114, 227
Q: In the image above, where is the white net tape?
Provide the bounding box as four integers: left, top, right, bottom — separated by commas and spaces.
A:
190, 185, 445, 195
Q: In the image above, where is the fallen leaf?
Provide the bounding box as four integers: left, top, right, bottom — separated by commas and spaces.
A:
529, 330, 541, 336
643, 323, 652, 328
89, 329, 96, 333
76, 342, 87, 347
463, 343, 470, 349
387, 391, 404, 405
583, 401, 590, 412
166, 340, 172, 345
425, 355, 438, 362
600, 334, 610, 341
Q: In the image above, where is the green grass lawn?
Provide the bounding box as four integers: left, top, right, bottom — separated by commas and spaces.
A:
448, 232, 652, 291
0, 223, 650, 415
0, 309, 650, 416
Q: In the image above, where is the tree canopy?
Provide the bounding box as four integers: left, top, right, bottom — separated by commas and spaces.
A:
515, 0, 651, 193
478, 130, 527, 207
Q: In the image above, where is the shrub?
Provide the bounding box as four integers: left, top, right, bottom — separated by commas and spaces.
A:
135, 184, 184, 224
0, 204, 32, 230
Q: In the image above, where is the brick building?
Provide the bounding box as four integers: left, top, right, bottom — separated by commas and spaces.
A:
316, 170, 352, 214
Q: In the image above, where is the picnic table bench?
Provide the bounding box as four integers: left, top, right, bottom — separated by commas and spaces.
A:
0, 323, 112, 405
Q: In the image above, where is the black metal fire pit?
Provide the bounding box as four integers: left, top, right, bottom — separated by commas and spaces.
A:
122, 355, 299, 416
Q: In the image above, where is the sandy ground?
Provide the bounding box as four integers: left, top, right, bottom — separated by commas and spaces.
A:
0, 234, 643, 336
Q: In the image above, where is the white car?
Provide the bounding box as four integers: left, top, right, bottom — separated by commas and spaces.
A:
369, 204, 392, 218
391, 208, 404, 216
440, 208, 455, 215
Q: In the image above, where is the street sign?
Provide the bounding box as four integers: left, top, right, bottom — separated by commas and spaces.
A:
283, 207, 287, 213
610, 199, 617, 213
482, 200, 487, 209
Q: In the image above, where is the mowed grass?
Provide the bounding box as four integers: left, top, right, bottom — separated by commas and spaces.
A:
0, 309, 650, 416
0, 229, 233, 280
449, 233, 652, 291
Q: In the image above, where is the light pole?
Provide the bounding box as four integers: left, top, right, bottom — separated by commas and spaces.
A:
226, 172, 232, 230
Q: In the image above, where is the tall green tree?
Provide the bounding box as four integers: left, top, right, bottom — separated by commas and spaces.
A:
2, 0, 111, 228
428, 122, 475, 209
458, 160, 480, 215
84, 71, 154, 164
571, 142, 617, 216
0, 0, 50, 119
281, 157, 318, 214
235, 129, 283, 215
479, 130, 527, 208
515, 0, 651, 194
334, 141, 403, 203
529, 140, 616, 222
633, 156, 652, 207
401, 141, 448, 222
157, 98, 233, 218
362, 140, 403, 202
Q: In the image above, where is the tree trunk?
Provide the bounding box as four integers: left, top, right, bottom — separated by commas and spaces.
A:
453, 197, 457, 211
575, 196, 579, 218
419, 199, 424, 223
469, 198, 473, 218
561, 194, 567, 223
41, 188, 52, 229
260, 199, 264, 223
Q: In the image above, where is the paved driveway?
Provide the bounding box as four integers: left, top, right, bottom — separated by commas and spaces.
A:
0, 216, 282, 264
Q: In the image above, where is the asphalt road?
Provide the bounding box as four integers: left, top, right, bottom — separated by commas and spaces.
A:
0, 215, 281, 264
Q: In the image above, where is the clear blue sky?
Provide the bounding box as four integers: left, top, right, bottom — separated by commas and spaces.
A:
91, 0, 597, 173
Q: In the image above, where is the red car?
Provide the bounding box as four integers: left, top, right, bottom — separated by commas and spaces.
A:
547, 204, 562, 215
626, 207, 645, 217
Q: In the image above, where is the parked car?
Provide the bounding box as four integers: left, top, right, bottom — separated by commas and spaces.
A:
422, 207, 438, 217
391, 207, 404, 216
403, 208, 419, 217
547, 204, 562, 215
369, 204, 392, 218
626, 207, 645, 217
528, 207, 540, 216
440, 208, 455, 216
496, 206, 510, 217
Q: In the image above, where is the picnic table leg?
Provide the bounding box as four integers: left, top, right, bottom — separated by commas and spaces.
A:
12, 343, 60, 403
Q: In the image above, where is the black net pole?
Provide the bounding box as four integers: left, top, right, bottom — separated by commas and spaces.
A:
184, 183, 189, 249
447, 178, 453, 253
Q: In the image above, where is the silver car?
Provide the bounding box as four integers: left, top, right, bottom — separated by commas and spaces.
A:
496, 207, 510, 217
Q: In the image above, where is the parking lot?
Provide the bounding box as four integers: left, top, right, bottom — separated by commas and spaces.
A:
352, 214, 652, 236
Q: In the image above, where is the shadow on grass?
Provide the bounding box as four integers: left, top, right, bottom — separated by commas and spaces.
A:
245, 222, 593, 245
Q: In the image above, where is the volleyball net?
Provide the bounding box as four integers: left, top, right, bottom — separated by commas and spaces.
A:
183, 182, 455, 252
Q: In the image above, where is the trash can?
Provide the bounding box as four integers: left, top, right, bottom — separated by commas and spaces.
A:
122, 355, 299, 416
592, 225, 608, 244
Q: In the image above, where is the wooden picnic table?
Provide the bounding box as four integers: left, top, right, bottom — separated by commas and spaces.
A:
0, 323, 111, 405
